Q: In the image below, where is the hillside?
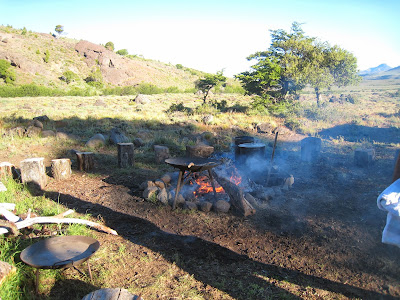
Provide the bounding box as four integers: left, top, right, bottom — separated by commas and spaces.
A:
359, 63, 392, 76
0, 25, 201, 90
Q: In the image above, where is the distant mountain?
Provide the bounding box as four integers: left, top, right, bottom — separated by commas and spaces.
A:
359, 64, 392, 76
361, 65, 400, 82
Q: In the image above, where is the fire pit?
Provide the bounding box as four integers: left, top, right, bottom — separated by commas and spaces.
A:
165, 157, 222, 209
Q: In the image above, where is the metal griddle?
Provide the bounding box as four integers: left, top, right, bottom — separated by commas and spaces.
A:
20, 235, 100, 293
165, 157, 222, 209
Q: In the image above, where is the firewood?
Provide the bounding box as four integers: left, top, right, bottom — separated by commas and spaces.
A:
76, 152, 94, 171
20, 158, 47, 189
51, 158, 72, 180
0, 206, 118, 235
211, 170, 256, 217
0, 162, 14, 178
117, 143, 134, 168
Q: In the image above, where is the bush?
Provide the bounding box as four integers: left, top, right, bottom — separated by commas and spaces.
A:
136, 83, 163, 94
116, 49, 128, 56
60, 70, 79, 84
0, 84, 65, 97
176, 64, 183, 69
166, 102, 192, 114
85, 68, 103, 88
0, 59, 16, 84
105, 41, 114, 51
43, 50, 50, 63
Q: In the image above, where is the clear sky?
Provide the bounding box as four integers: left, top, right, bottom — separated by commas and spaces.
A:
1, 0, 399, 77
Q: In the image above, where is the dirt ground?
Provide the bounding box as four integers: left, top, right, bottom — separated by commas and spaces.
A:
31, 130, 400, 299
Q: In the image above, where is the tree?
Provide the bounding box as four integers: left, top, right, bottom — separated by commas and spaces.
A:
195, 71, 226, 103
236, 22, 361, 105
116, 49, 128, 56
55, 25, 64, 37
105, 41, 114, 51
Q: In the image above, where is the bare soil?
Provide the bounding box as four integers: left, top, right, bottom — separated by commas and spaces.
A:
36, 131, 400, 299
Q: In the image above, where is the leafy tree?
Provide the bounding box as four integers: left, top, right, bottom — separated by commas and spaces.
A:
116, 49, 128, 56
84, 67, 103, 88
0, 59, 16, 84
195, 71, 226, 103
60, 70, 79, 84
105, 41, 114, 51
236, 22, 360, 106
55, 25, 64, 37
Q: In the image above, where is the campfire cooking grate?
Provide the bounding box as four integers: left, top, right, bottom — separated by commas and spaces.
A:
165, 157, 222, 209
20, 235, 100, 293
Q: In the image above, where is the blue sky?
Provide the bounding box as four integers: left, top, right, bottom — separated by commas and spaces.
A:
1, 0, 399, 77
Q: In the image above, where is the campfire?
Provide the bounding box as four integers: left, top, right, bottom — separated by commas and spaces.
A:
141, 135, 294, 216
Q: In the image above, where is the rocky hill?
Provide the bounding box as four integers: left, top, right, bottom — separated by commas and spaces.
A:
0, 26, 200, 90
359, 63, 392, 76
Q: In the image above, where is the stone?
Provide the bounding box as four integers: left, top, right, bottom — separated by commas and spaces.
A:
160, 174, 172, 185
110, 127, 130, 144
154, 180, 165, 189
200, 201, 213, 212
202, 115, 213, 125
154, 145, 170, 163
157, 188, 169, 205
32, 119, 43, 129
283, 175, 294, 189
25, 126, 42, 137
139, 180, 155, 190
94, 99, 107, 107
5, 127, 24, 138
133, 137, 145, 147
143, 186, 159, 200
33, 115, 50, 123
134, 94, 150, 104
169, 193, 185, 207
56, 132, 70, 140
301, 137, 322, 162
244, 193, 258, 208
214, 200, 230, 213
86, 133, 106, 148
355, 148, 375, 167
184, 201, 198, 210
186, 144, 214, 158
41, 130, 56, 137
256, 123, 275, 134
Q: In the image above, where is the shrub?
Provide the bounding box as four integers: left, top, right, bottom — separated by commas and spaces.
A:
164, 86, 181, 93
166, 102, 192, 114
60, 70, 79, 84
21, 27, 27, 35
176, 64, 183, 69
0, 60, 16, 84
136, 83, 163, 94
0, 84, 65, 97
43, 50, 50, 63
85, 67, 103, 88
105, 41, 114, 51
116, 49, 128, 56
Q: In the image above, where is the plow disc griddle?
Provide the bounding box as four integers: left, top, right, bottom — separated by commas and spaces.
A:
165, 157, 222, 209
20, 235, 100, 292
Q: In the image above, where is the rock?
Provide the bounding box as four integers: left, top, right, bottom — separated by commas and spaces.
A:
41, 130, 56, 137
139, 180, 155, 190
301, 137, 322, 162
184, 201, 198, 210
283, 175, 294, 189
4, 127, 24, 138
186, 144, 214, 158
154, 180, 165, 189
256, 123, 275, 134
143, 186, 159, 200
94, 99, 107, 107
154, 145, 170, 163
214, 200, 231, 213
109, 127, 130, 144
25, 126, 42, 137
355, 148, 375, 167
0, 181, 7, 192
157, 188, 169, 205
134, 94, 150, 104
33, 115, 50, 123
31, 119, 43, 129
244, 193, 258, 208
200, 201, 213, 212
56, 132, 70, 140
202, 115, 213, 125
133, 137, 145, 147
86, 134, 106, 148
169, 193, 185, 207
160, 174, 172, 185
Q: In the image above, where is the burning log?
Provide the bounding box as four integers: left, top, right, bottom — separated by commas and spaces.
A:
211, 170, 256, 217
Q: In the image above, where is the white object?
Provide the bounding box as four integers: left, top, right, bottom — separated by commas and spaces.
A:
0, 181, 6, 192
377, 179, 400, 247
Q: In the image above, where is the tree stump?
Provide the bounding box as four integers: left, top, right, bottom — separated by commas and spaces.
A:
117, 143, 134, 168
82, 288, 141, 300
301, 137, 322, 162
76, 152, 94, 171
20, 158, 47, 189
354, 148, 375, 167
51, 159, 72, 180
0, 261, 16, 285
0, 162, 14, 178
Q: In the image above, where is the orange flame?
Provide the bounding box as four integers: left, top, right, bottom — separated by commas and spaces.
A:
193, 172, 242, 197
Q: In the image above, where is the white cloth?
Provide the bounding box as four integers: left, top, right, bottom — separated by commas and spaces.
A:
377, 179, 400, 247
